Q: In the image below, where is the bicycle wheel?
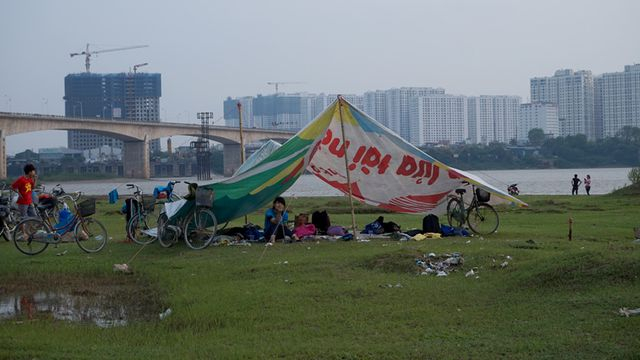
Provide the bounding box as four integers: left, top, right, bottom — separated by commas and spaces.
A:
446, 198, 465, 228
157, 213, 179, 248
128, 210, 159, 245
1, 209, 19, 241
2, 208, 22, 242
13, 218, 50, 255
467, 203, 499, 235
183, 208, 217, 250
74, 217, 108, 253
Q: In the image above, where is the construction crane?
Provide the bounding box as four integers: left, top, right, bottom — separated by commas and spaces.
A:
70, 44, 149, 73
133, 63, 148, 73
266, 81, 304, 94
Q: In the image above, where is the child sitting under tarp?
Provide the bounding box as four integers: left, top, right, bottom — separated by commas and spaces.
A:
293, 213, 316, 239
264, 197, 299, 243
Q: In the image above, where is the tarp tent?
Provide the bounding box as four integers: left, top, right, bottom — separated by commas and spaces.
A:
168, 98, 527, 223
233, 140, 282, 177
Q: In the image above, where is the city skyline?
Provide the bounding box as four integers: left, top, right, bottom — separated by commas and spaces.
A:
2, 0, 639, 154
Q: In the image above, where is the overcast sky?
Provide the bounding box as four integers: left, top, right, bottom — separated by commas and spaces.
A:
1, 0, 639, 154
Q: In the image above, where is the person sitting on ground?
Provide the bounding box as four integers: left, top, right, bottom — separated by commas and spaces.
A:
293, 213, 316, 239
264, 196, 298, 243
11, 164, 37, 218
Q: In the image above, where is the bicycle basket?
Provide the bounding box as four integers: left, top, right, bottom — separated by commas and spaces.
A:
77, 198, 96, 217
142, 195, 156, 212
475, 188, 491, 203
195, 188, 214, 208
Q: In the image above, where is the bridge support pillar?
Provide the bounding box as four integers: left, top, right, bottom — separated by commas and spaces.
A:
0, 130, 5, 180
123, 139, 150, 179
223, 144, 242, 177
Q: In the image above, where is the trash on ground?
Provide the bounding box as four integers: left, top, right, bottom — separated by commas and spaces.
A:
159, 308, 172, 320
415, 252, 464, 277
56, 250, 68, 256
500, 261, 509, 268
619, 307, 640, 317
465, 269, 475, 277
212, 236, 251, 246
380, 283, 403, 288
112, 263, 132, 274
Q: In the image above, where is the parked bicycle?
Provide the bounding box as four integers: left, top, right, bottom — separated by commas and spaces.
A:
0, 184, 21, 241
126, 181, 183, 245
125, 183, 160, 246
33, 183, 67, 225
157, 182, 217, 250
12, 192, 108, 255
446, 182, 500, 235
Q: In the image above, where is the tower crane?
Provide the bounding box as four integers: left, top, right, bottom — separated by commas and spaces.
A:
133, 63, 149, 73
266, 81, 304, 94
70, 44, 149, 73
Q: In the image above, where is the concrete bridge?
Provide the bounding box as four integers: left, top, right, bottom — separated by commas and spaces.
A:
0, 112, 295, 179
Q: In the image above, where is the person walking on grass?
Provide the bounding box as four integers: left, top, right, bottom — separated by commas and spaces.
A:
11, 164, 37, 218
571, 174, 582, 195
584, 174, 592, 195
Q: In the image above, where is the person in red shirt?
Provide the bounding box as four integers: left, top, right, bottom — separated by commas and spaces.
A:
11, 164, 37, 218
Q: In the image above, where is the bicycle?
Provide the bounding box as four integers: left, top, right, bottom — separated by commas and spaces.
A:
12, 192, 108, 255
0, 185, 21, 242
33, 183, 67, 225
125, 183, 161, 246
157, 182, 218, 250
446, 182, 500, 235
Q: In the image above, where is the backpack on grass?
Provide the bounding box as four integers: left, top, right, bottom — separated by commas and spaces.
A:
422, 214, 441, 234
312, 210, 331, 234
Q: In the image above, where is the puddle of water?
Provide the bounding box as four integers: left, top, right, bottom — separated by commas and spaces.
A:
0, 291, 158, 328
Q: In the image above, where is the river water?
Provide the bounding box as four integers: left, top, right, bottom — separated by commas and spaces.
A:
44, 167, 633, 197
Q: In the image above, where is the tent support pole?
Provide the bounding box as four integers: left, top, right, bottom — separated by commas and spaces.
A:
337, 96, 358, 237
238, 102, 248, 225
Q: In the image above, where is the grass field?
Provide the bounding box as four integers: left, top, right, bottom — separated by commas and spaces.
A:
1, 190, 639, 359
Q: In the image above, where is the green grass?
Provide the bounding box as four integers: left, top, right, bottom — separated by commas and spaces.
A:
1, 192, 639, 359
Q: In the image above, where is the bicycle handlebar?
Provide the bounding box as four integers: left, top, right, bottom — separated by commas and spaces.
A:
58, 191, 81, 202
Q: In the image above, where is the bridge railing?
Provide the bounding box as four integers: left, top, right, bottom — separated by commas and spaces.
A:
0, 111, 296, 133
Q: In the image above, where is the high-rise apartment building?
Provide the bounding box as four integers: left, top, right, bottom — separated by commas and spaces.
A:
385, 87, 445, 140
409, 95, 467, 145
224, 93, 364, 131
363, 90, 388, 127
223, 96, 254, 127
595, 64, 640, 138
64, 72, 161, 152
467, 96, 521, 144
530, 69, 595, 139
518, 102, 559, 141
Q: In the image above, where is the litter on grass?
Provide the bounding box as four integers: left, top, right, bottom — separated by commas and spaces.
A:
380, 283, 403, 288
113, 263, 132, 274
416, 252, 464, 277
159, 308, 172, 320
619, 308, 640, 317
